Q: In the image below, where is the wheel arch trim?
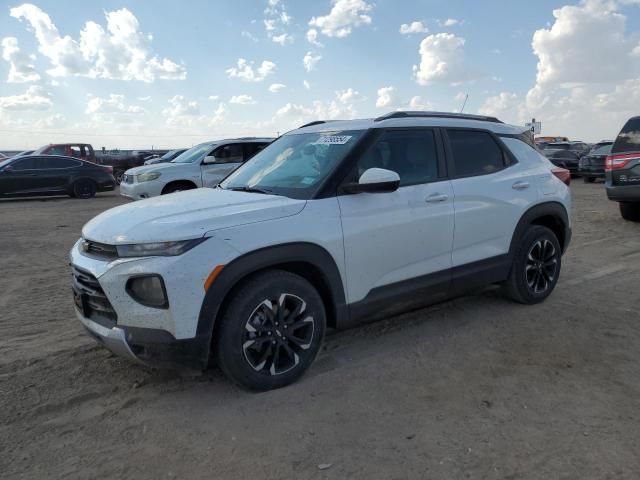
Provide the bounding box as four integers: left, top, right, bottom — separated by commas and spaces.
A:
508, 201, 571, 258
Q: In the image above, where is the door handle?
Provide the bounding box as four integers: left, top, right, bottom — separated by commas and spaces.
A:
425, 193, 449, 203
512, 181, 530, 190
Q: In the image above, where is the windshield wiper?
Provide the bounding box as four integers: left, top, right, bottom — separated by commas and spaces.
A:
227, 185, 273, 194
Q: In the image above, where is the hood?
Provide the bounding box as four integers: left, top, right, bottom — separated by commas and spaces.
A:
125, 162, 188, 176
82, 188, 306, 244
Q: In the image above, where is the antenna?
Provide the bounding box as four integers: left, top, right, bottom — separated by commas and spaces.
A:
460, 93, 469, 113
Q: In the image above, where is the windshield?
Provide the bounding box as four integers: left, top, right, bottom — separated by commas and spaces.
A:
171, 143, 213, 164
591, 145, 612, 155
0, 158, 12, 169
220, 130, 365, 199
161, 149, 179, 160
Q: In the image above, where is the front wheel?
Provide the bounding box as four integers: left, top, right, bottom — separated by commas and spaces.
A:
620, 202, 640, 222
215, 270, 326, 391
502, 225, 561, 304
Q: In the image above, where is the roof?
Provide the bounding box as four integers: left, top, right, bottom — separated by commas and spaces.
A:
291, 111, 526, 136
194, 137, 274, 146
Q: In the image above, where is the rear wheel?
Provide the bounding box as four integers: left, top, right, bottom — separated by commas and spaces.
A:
215, 270, 326, 391
72, 179, 96, 199
619, 202, 640, 222
502, 225, 561, 304
162, 181, 196, 195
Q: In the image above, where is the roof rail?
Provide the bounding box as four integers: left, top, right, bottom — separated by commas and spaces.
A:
298, 120, 327, 129
374, 111, 503, 124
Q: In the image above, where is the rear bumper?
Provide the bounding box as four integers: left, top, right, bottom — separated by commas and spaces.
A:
606, 183, 640, 202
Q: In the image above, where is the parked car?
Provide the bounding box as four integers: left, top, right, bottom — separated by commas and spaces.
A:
10, 150, 34, 159
144, 149, 187, 165
71, 111, 571, 390
34, 143, 97, 162
543, 141, 590, 156
579, 144, 612, 182
535, 136, 569, 145
0, 155, 115, 199
0, 153, 8, 160
587, 140, 613, 153
606, 116, 640, 221
119, 138, 272, 200
544, 149, 581, 175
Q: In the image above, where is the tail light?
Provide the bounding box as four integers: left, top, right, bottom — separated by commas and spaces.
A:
605, 153, 639, 171
551, 167, 571, 186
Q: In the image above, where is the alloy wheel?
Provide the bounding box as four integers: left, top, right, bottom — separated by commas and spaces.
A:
242, 293, 315, 376
525, 239, 558, 294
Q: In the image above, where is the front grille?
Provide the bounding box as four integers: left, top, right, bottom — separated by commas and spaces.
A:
82, 239, 118, 259
72, 266, 117, 327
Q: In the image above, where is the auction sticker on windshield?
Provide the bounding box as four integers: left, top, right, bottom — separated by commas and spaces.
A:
313, 135, 352, 145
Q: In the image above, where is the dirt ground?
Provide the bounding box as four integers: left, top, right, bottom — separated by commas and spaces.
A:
1, 182, 639, 480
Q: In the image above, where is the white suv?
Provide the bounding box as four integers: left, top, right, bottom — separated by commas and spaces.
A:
119, 137, 272, 200
70, 112, 571, 390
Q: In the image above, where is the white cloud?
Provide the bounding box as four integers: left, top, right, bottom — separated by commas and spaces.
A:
376, 86, 396, 108
308, 0, 373, 38
269, 83, 286, 93
336, 87, 364, 103
1, 37, 40, 82
86, 94, 144, 115
303, 51, 322, 72
138, 95, 152, 102
271, 33, 293, 45
241, 31, 259, 42
399, 21, 428, 35
229, 94, 256, 105
306, 28, 323, 47
0, 85, 52, 110
478, 92, 523, 122
163, 95, 200, 126
208, 95, 220, 101
303, 80, 311, 89
35, 113, 65, 129
407, 95, 433, 110
441, 18, 459, 27
412, 33, 469, 85
226, 58, 276, 82
9, 4, 186, 82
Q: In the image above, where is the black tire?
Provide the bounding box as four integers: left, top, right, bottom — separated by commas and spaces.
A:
502, 225, 561, 305
114, 170, 124, 185
583, 176, 595, 183
215, 270, 326, 391
162, 181, 196, 195
619, 202, 640, 222
72, 179, 97, 199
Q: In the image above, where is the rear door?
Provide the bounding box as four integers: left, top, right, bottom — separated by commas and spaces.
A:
200, 143, 244, 187
608, 117, 640, 186
39, 157, 82, 191
445, 129, 540, 268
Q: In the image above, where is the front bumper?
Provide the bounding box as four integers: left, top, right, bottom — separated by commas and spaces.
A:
119, 180, 163, 200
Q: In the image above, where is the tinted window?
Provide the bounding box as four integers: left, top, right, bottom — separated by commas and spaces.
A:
612, 117, 640, 154
41, 157, 81, 168
448, 130, 505, 176
356, 130, 439, 186
214, 144, 244, 163
47, 146, 67, 155
244, 143, 269, 160
11, 158, 41, 170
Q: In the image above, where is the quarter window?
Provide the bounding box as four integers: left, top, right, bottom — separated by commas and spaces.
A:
448, 130, 505, 177
612, 117, 640, 154
356, 129, 439, 186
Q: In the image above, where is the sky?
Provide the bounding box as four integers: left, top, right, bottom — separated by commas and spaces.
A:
0, 0, 639, 149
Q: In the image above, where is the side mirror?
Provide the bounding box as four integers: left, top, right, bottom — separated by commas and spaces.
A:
341, 168, 400, 194
203, 155, 218, 164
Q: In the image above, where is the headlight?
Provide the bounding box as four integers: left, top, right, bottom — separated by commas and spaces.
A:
116, 238, 208, 257
137, 172, 161, 182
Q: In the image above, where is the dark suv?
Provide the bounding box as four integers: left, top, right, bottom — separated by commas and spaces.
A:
606, 116, 640, 221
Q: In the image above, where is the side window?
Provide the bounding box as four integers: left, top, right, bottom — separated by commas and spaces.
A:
244, 143, 268, 160
47, 146, 66, 156
447, 130, 505, 177
11, 158, 40, 170
214, 144, 244, 163
69, 146, 81, 158
356, 129, 439, 186
42, 157, 81, 169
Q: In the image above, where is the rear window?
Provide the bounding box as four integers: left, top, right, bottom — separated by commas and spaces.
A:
612, 117, 640, 154
447, 130, 505, 177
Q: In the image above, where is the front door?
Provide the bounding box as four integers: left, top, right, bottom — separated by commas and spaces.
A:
337, 128, 454, 309
200, 143, 244, 187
